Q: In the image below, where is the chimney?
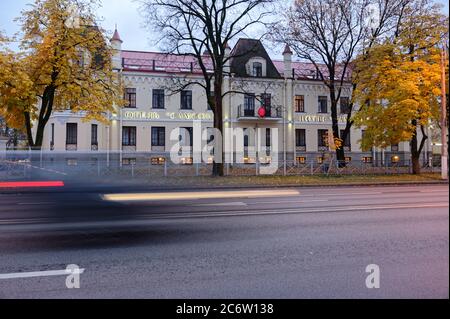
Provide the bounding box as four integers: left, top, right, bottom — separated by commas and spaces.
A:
283, 44, 293, 79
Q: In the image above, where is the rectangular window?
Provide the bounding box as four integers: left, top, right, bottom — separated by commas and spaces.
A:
208, 91, 214, 111
152, 89, 165, 109
296, 129, 306, 147
362, 157, 373, 164
151, 127, 165, 147
253, 62, 263, 77
91, 124, 98, 145
345, 157, 352, 163
122, 158, 137, 166
318, 129, 329, 148
340, 97, 350, 114
181, 90, 192, 110
261, 93, 272, 117
122, 126, 137, 146
51, 124, 55, 149
340, 130, 351, 148
66, 158, 78, 166
124, 88, 136, 108
66, 123, 78, 145
151, 157, 166, 165
180, 127, 193, 146
206, 127, 215, 144
244, 94, 255, 117
296, 156, 307, 164
295, 95, 305, 113
244, 128, 249, 147
266, 128, 271, 147
318, 96, 328, 113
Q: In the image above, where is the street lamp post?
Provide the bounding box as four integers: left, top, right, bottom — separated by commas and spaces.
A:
440, 48, 448, 180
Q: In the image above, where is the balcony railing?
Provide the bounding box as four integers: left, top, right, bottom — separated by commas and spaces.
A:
237, 105, 283, 120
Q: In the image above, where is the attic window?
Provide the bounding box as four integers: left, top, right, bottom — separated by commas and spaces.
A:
253, 62, 263, 77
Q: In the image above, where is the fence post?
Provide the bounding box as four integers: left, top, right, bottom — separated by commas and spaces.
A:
310, 161, 314, 176
256, 158, 259, 176
164, 160, 168, 177
131, 163, 135, 178
195, 163, 199, 176
97, 159, 101, 177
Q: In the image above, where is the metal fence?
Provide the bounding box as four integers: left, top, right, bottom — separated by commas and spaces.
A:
0, 151, 441, 182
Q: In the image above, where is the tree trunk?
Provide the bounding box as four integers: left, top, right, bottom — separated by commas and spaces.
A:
330, 98, 346, 166
410, 122, 421, 175
213, 79, 224, 177
411, 153, 421, 175
23, 85, 55, 151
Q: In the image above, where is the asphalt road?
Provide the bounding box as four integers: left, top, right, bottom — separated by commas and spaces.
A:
0, 184, 448, 299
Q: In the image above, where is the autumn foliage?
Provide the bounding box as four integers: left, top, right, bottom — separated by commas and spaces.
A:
352, 1, 448, 174
0, 0, 123, 149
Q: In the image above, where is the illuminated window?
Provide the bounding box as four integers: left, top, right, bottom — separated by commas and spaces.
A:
391, 155, 400, 164
66, 158, 78, 166
151, 157, 166, 165
317, 157, 324, 164
296, 156, 307, 164
345, 157, 352, 163
362, 157, 373, 164
181, 157, 193, 165
122, 158, 137, 166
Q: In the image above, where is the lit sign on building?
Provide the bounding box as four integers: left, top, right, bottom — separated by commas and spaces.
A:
123, 111, 161, 120
123, 111, 213, 121
296, 115, 347, 124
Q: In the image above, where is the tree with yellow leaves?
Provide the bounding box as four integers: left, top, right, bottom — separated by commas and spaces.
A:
0, 0, 123, 150
352, 0, 448, 174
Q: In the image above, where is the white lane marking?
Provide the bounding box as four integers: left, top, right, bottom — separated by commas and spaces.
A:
251, 199, 329, 205
320, 192, 384, 196
420, 190, 449, 193
0, 268, 84, 280
17, 202, 56, 206
193, 202, 248, 207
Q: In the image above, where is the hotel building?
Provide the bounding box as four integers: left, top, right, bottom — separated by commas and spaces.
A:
39, 28, 424, 167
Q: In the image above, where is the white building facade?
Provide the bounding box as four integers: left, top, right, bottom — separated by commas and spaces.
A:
40, 29, 421, 168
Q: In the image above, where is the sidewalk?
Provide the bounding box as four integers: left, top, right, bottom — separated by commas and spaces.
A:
65, 173, 448, 192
